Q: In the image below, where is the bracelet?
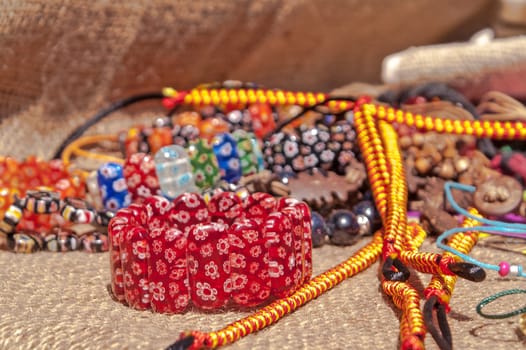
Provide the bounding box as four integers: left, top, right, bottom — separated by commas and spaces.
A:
0, 190, 111, 253
109, 191, 312, 313
0, 156, 85, 231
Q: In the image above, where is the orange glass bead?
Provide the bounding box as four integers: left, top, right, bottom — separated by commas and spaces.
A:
248, 103, 276, 139
199, 118, 230, 140
147, 127, 173, 155
173, 111, 202, 127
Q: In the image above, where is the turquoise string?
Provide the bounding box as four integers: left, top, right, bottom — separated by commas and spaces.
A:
436, 181, 526, 278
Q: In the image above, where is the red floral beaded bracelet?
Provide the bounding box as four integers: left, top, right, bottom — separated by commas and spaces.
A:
109, 191, 312, 313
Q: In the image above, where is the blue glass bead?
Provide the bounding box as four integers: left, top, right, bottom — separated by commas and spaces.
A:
327, 209, 361, 246
212, 133, 242, 183
311, 211, 330, 247
97, 162, 131, 212
352, 200, 381, 233
154, 145, 198, 199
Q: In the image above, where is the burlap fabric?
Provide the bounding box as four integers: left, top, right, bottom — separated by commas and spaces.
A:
381, 35, 526, 101
0, 239, 524, 349
0, 0, 497, 158
1, 1, 525, 349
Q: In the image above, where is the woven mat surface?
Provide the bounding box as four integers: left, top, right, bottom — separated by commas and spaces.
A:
0, 238, 524, 350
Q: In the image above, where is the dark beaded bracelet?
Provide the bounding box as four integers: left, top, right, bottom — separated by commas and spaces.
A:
310, 199, 381, 247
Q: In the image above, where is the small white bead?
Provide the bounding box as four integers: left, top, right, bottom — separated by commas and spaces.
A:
510, 265, 520, 276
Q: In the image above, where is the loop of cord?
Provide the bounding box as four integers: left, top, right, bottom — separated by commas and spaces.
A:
476, 289, 526, 319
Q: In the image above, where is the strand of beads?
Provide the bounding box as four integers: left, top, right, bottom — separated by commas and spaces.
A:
0, 156, 88, 250
91, 129, 265, 213
0, 190, 111, 253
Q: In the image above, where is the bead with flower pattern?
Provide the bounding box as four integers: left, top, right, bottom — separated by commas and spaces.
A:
154, 145, 198, 199
188, 222, 231, 310
212, 133, 242, 183
97, 162, 131, 212
148, 224, 189, 313
232, 130, 262, 176
124, 153, 161, 203
278, 197, 313, 284
120, 225, 150, 310
207, 191, 242, 226
229, 217, 271, 306
264, 211, 296, 298
187, 139, 221, 190
108, 204, 148, 302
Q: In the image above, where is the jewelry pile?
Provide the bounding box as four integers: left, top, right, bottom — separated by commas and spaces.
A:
1, 81, 525, 350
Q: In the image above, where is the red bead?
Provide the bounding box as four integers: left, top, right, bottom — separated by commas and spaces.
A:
229, 218, 271, 307
281, 205, 305, 287
187, 222, 231, 310
293, 201, 313, 283
148, 127, 173, 155
148, 226, 189, 313
170, 192, 209, 231
249, 103, 276, 139
498, 261, 510, 277
275, 197, 313, 283
207, 192, 242, 226
124, 153, 161, 203
263, 211, 296, 298
242, 192, 276, 225
108, 215, 131, 302
143, 196, 172, 230
123, 203, 149, 226
120, 226, 150, 310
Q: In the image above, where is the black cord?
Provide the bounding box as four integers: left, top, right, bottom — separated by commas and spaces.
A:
381, 256, 410, 282
52, 92, 164, 159
165, 335, 194, 350
423, 296, 452, 350
447, 261, 486, 282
